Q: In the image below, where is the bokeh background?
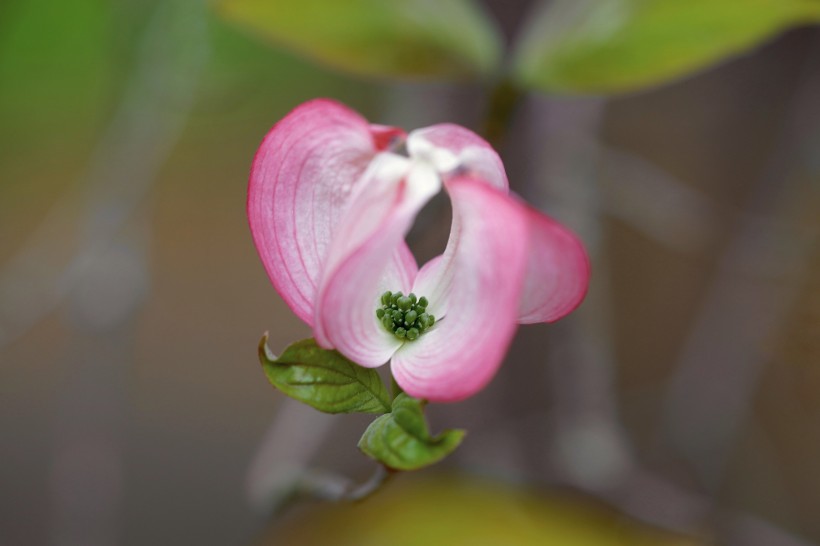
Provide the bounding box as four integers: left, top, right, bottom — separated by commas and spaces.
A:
1, 0, 819, 544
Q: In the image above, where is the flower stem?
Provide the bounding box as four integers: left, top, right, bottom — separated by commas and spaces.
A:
481, 78, 524, 148
339, 465, 395, 502
285, 465, 394, 509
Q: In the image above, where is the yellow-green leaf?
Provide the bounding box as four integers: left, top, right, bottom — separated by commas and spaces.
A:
217, 0, 502, 80
263, 476, 702, 545
512, 0, 820, 94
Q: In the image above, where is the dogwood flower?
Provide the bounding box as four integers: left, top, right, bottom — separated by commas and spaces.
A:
248, 99, 589, 402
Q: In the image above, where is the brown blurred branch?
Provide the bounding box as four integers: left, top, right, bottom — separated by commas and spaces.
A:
521, 94, 636, 489
660, 38, 820, 495
245, 399, 336, 513
517, 49, 820, 546
598, 146, 721, 253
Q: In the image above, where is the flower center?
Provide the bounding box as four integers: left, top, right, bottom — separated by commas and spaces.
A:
376, 291, 436, 341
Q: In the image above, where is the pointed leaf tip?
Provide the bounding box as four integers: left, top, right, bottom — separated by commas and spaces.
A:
258, 333, 277, 362
260, 338, 392, 414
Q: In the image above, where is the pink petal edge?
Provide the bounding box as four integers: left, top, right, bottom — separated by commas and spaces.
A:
517, 204, 590, 323
247, 99, 404, 326
391, 176, 530, 402
408, 124, 508, 190
407, 125, 509, 318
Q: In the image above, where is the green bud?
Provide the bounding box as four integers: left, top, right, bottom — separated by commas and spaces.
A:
417, 313, 429, 330
377, 290, 434, 341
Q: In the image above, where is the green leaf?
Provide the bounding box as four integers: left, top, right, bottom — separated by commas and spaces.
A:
358, 394, 465, 470
512, 0, 820, 94
259, 336, 392, 414
216, 0, 502, 80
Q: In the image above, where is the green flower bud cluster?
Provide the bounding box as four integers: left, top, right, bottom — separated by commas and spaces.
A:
376, 291, 435, 341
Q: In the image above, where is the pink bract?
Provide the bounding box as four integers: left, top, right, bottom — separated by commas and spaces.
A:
248, 99, 590, 402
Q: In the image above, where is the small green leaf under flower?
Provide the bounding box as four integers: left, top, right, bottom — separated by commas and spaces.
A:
358, 393, 465, 471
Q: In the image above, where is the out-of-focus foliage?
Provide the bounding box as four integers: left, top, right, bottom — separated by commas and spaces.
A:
263, 477, 700, 545
216, 0, 501, 80
0, 0, 111, 151
358, 394, 464, 470
260, 337, 392, 414
512, 0, 820, 94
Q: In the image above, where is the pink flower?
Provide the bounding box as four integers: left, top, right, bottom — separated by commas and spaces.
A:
248, 99, 589, 402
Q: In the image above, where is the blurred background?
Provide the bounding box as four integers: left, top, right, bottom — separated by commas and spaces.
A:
1, 0, 819, 544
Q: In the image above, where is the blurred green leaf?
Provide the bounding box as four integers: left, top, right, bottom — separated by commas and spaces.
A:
512, 0, 820, 94
0, 0, 112, 148
259, 336, 392, 414
358, 393, 464, 470
216, 0, 502, 80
